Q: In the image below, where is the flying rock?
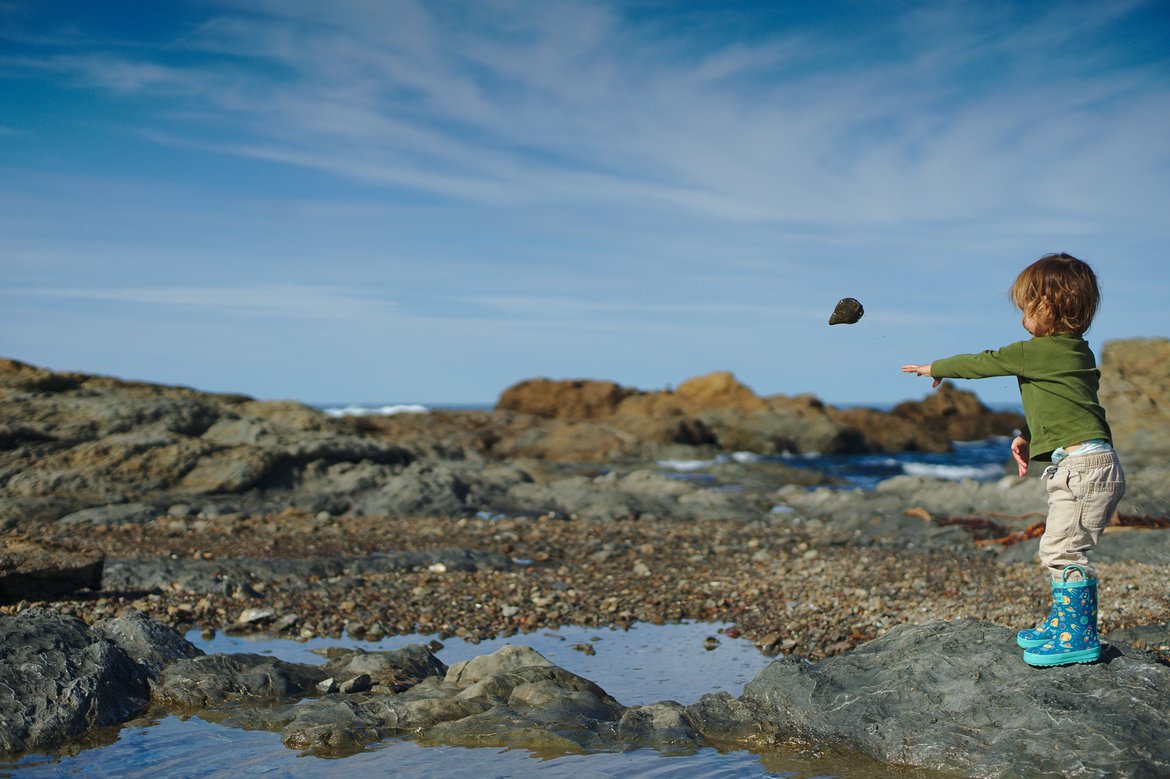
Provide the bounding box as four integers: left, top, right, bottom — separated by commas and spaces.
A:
829, 297, 864, 325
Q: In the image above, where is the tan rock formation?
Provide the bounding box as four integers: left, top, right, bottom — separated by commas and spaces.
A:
1100, 337, 1170, 465
673, 371, 768, 412
495, 378, 635, 419
0, 535, 103, 602
827, 384, 1024, 453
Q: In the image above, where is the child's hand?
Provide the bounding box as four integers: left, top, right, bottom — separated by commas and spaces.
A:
1011, 436, 1030, 477
901, 363, 941, 388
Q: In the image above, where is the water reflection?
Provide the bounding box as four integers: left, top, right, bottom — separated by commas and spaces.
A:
0, 622, 951, 778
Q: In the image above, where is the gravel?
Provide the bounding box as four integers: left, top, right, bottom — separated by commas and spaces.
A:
5, 510, 1167, 662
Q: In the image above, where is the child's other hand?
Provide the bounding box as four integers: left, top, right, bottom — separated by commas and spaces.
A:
1011, 436, 1030, 477
901, 363, 941, 388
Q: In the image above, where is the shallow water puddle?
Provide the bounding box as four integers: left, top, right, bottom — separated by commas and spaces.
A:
192, 620, 768, 706
1, 622, 939, 778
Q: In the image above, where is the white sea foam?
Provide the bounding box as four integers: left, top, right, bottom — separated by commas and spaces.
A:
902, 462, 1004, 480
656, 457, 723, 471
324, 403, 429, 417
778, 451, 821, 460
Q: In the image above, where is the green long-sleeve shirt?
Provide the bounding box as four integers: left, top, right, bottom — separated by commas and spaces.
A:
931, 333, 1111, 461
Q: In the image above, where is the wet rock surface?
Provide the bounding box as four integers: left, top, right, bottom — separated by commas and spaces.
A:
743, 619, 1170, 778
0, 608, 149, 754
5, 608, 1170, 779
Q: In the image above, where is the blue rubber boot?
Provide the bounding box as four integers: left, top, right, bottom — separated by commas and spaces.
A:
1016, 578, 1061, 649
1022, 564, 1100, 667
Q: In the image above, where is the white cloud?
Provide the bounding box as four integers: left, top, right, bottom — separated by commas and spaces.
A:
17, 284, 400, 322
13, 1, 1166, 229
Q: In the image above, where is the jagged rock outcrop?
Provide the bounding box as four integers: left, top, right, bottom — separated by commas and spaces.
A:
497, 378, 635, 419
496, 370, 1023, 460
0, 358, 416, 525
0, 608, 151, 753
828, 382, 1025, 452
1100, 336, 1170, 467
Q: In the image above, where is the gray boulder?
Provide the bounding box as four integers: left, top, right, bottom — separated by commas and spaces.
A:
317, 643, 449, 689
742, 619, 1170, 777
152, 653, 330, 708
0, 608, 149, 754
57, 502, 161, 526
95, 610, 205, 677
353, 461, 471, 517
280, 644, 626, 755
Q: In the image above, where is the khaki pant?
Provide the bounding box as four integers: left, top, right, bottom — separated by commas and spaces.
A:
1039, 450, 1126, 580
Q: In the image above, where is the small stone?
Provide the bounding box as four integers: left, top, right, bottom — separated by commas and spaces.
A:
632, 561, 652, 577
829, 297, 864, 325
704, 636, 720, 650
757, 631, 781, 649
573, 643, 596, 656
428, 563, 448, 573
340, 674, 372, 694
236, 607, 275, 625
316, 677, 338, 694
272, 614, 299, 632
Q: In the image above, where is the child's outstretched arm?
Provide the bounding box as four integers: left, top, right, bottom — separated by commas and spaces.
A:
901, 363, 941, 388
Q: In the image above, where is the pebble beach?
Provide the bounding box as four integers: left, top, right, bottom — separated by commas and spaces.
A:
11, 510, 1168, 661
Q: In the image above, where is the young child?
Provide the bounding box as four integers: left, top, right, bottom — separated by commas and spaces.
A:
901, 253, 1125, 667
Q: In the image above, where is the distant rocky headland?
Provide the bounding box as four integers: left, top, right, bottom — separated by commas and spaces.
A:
0, 357, 1028, 528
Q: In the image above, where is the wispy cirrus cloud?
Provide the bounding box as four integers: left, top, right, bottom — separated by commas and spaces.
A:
17, 284, 400, 322
14, 0, 1164, 227
2, 1, 1166, 404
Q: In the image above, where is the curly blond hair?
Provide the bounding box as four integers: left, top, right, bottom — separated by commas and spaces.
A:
1010, 253, 1100, 336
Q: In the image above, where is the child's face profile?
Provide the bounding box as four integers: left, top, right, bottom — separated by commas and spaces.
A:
1021, 309, 1049, 337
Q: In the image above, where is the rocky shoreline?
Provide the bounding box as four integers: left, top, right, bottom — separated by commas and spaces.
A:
2, 340, 1169, 775
4, 607, 1170, 777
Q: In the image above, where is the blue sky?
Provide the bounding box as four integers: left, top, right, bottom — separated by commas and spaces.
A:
2, 1, 1168, 407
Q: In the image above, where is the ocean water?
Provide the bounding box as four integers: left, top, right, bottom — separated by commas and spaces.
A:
657, 436, 1013, 491
320, 402, 491, 417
